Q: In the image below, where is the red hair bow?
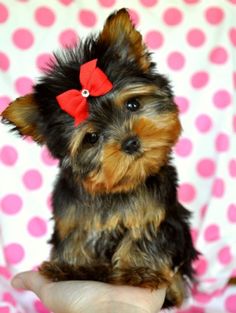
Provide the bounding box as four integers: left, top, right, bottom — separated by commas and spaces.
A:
56, 59, 113, 126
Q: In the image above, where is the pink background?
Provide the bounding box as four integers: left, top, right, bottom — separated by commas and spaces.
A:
0, 0, 236, 312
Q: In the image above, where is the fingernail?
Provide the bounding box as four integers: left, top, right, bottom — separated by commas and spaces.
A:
11, 276, 26, 290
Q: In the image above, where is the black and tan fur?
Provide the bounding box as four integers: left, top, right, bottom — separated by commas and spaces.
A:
1, 9, 198, 308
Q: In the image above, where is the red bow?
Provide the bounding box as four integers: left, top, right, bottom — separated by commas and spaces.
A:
56, 59, 113, 126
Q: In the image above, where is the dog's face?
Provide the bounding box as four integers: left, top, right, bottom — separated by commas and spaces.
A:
1, 9, 181, 194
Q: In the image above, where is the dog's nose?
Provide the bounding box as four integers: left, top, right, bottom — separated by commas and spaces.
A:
122, 136, 140, 155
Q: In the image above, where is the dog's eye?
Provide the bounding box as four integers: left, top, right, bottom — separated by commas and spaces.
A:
126, 99, 140, 112
83, 132, 99, 145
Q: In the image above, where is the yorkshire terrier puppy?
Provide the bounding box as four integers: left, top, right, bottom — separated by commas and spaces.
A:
2, 9, 198, 308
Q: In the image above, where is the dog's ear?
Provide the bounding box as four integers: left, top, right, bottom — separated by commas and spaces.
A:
1, 93, 44, 144
97, 8, 151, 71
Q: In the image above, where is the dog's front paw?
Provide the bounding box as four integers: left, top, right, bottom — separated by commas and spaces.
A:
39, 261, 70, 281
109, 267, 172, 289
39, 260, 113, 282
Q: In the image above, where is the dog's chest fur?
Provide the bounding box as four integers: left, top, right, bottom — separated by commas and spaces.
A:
50, 164, 185, 271
52, 168, 165, 259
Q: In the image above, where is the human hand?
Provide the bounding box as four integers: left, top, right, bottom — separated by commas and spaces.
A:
12, 271, 166, 313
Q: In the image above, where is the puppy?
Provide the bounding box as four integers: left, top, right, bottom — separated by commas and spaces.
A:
1, 9, 198, 308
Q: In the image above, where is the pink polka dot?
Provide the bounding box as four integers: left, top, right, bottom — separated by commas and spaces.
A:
28, 217, 47, 237
34, 300, 50, 313
145, 31, 164, 49
229, 28, 236, 46
23, 169, 43, 190
183, 0, 199, 3
12, 28, 34, 50
98, 0, 116, 7
140, 0, 158, 7
227, 204, 236, 223
35, 6, 55, 27
200, 204, 208, 219
24, 136, 34, 144
163, 8, 183, 26
0, 266, 11, 279
174, 96, 189, 114
194, 257, 208, 276
1, 194, 23, 215
192, 288, 212, 304
0, 52, 10, 71
233, 115, 236, 132
0, 3, 9, 23
0, 96, 11, 113
213, 90, 231, 109
59, 29, 78, 48
178, 183, 196, 203
228, 0, 236, 3
197, 159, 216, 178
229, 159, 236, 177
233, 72, 236, 89
167, 52, 185, 70
187, 29, 205, 47
205, 7, 224, 25
3, 292, 17, 307
191, 71, 209, 88
231, 268, 236, 277
215, 133, 230, 152
59, 0, 73, 5
204, 224, 220, 242
41, 147, 58, 166
0, 306, 11, 313
218, 246, 232, 265
174, 138, 193, 157
212, 286, 227, 297
0, 145, 18, 166
190, 228, 198, 244
15, 77, 33, 96
209, 47, 228, 64
78, 9, 97, 27
195, 114, 212, 133
128, 9, 140, 26
4, 243, 25, 264
225, 295, 236, 313
212, 178, 225, 197
36, 53, 55, 72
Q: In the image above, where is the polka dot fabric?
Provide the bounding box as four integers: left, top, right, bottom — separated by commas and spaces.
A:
0, 1, 235, 312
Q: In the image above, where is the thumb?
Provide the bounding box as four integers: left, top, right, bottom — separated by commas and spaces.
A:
11, 271, 49, 298
11, 271, 90, 313
11, 271, 69, 313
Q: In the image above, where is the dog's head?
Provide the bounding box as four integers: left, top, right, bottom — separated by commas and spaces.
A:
1, 9, 181, 194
